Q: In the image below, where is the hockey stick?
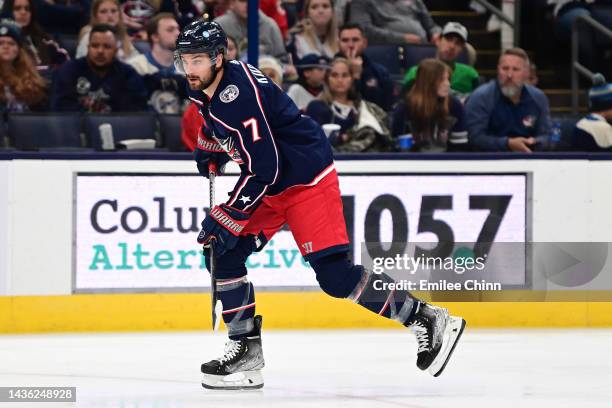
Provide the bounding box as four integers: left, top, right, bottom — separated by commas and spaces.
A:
209, 161, 222, 331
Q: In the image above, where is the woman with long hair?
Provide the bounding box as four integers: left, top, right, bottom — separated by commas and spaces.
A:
76, 0, 138, 61
306, 57, 392, 152
392, 58, 468, 152
0, 21, 47, 113
1, 0, 68, 67
288, 0, 338, 61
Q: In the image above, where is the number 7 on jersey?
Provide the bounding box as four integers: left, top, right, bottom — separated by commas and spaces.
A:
242, 117, 261, 142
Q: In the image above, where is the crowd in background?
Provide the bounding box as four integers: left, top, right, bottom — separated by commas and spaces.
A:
0, 0, 610, 153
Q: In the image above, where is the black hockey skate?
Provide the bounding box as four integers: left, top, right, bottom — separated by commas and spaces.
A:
408, 303, 466, 377
201, 315, 265, 390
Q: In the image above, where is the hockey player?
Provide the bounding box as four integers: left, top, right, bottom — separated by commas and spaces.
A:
174, 20, 466, 390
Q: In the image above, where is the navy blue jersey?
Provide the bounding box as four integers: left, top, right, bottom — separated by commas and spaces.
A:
188, 60, 334, 213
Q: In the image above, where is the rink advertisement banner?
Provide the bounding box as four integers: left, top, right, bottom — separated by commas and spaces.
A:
73, 173, 529, 292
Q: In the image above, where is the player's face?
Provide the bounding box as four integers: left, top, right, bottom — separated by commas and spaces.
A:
154, 18, 180, 51
96, 1, 120, 26
437, 34, 464, 63
307, 0, 333, 28
13, 0, 32, 28
182, 53, 219, 91
0, 37, 19, 63
87, 31, 117, 68
339, 28, 366, 57
328, 61, 353, 96
498, 54, 527, 97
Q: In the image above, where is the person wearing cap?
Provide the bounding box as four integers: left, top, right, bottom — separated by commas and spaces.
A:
349, 0, 440, 45
336, 22, 395, 111
465, 48, 552, 153
571, 74, 612, 151
287, 53, 329, 111
51, 24, 147, 113
0, 19, 47, 114
403, 22, 480, 101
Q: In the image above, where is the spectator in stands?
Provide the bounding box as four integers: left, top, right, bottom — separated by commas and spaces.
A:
120, 0, 191, 38
287, 0, 338, 60
259, 55, 283, 86
1, 0, 68, 67
201, 0, 225, 20
31, 0, 89, 35
466, 48, 552, 152
51, 24, 147, 112
214, 0, 287, 61
527, 62, 539, 86
336, 23, 394, 111
260, 0, 289, 39
76, 0, 139, 61
287, 53, 328, 111
0, 20, 47, 113
391, 59, 468, 152
571, 74, 612, 151
227, 35, 239, 60
305, 57, 393, 152
127, 13, 186, 114
349, 0, 441, 45
334, 0, 350, 26
120, 0, 156, 38
403, 22, 479, 101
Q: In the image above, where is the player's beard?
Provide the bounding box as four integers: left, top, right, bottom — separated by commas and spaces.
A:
187, 66, 218, 91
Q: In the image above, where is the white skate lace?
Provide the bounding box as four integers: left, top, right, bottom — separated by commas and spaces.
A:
218, 340, 242, 364
410, 320, 430, 353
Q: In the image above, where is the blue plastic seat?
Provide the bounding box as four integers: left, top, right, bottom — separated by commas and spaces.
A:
83, 113, 157, 150
57, 35, 78, 58
8, 113, 83, 150
158, 114, 186, 152
363, 45, 404, 77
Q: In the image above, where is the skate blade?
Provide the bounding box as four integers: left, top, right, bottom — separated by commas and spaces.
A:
202, 370, 264, 390
427, 316, 466, 377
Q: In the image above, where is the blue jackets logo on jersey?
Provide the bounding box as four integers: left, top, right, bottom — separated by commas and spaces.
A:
220, 85, 239, 103
217, 135, 244, 164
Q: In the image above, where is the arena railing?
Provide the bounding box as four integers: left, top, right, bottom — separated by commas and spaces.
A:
470, 0, 520, 47
571, 14, 612, 114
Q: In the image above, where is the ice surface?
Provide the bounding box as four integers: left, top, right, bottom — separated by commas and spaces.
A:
0, 329, 610, 408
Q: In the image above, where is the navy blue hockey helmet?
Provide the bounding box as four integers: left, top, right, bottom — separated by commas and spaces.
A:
174, 20, 228, 73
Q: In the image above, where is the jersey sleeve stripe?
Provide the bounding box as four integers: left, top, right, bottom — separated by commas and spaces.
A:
188, 97, 203, 106
239, 61, 280, 186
